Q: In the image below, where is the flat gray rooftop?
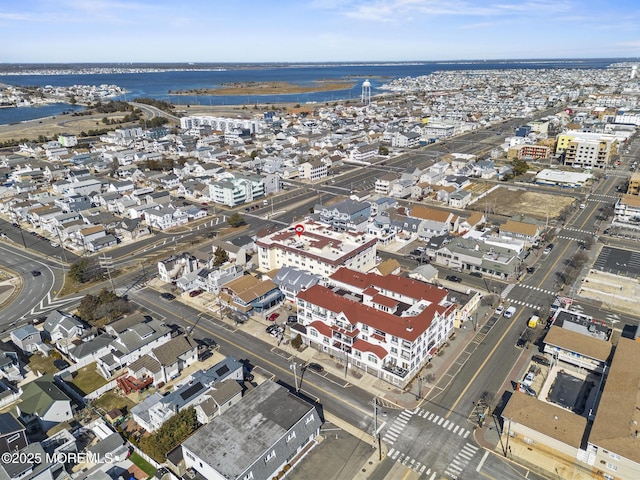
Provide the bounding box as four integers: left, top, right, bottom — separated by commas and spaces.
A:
182, 381, 315, 479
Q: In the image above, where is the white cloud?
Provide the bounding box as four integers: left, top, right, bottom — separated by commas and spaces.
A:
328, 0, 574, 22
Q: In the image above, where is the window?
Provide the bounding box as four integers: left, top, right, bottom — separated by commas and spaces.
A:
185, 450, 196, 461
6, 433, 20, 443
609, 452, 621, 461
265, 450, 276, 462
306, 414, 315, 424
286, 431, 297, 442
606, 463, 618, 471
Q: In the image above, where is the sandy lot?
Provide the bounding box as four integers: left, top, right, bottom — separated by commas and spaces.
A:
471, 187, 575, 220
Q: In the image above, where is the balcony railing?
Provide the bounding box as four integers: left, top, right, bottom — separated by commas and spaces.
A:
382, 363, 409, 378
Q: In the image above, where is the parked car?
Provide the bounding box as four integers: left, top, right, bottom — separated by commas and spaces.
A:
503, 306, 517, 319
543, 243, 554, 255
469, 271, 482, 278
526, 266, 535, 274
521, 385, 537, 397
522, 371, 535, 387
267, 312, 280, 322
189, 289, 203, 297
160, 292, 176, 301
199, 337, 217, 349
287, 315, 298, 324
445, 275, 462, 283
306, 362, 324, 373
532, 355, 551, 367
495, 306, 504, 316
50, 242, 59, 248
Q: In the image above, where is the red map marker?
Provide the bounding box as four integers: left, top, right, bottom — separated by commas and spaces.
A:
294, 224, 305, 237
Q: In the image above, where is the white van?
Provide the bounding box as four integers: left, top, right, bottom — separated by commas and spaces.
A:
503, 306, 517, 319
263, 199, 269, 206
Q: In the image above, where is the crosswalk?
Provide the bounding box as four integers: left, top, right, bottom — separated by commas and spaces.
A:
444, 443, 479, 479
383, 408, 475, 477
382, 409, 413, 445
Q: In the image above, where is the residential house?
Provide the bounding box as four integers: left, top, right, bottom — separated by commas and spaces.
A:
0, 412, 28, 454
145, 205, 188, 231
370, 258, 401, 276
115, 218, 150, 241
158, 252, 199, 283
0, 442, 67, 480
0, 351, 22, 382
500, 219, 541, 247
409, 205, 459, 240
196, 262, 244, 295
448, 189, 472, 209
375, 173, 399, 195
145, 335, 198, 385
96, 317, 172, 379
10, 326, 41, 355
317, 199, 371, 232
390, 179, 414, 199
67, 333, 115, 365
194, 381, 244, 425
182, 380, 322, 480
15, 375, 72, 433
272, 266, 322, 303
42, 310, 87, 352
220, 275, 283, 313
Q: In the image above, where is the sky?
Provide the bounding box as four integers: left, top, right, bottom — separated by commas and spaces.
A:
2, 0, 640, 63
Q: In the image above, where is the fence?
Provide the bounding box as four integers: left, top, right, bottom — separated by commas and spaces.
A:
84, 379, 118, 401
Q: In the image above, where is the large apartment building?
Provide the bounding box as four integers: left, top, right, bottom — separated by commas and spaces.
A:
208, 173, 265, 207
256, 220, 378, 276
556, 132, 618, 169
294, 268, 457, 386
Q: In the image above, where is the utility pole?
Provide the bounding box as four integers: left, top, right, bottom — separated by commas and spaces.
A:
372, 396, 382, 460
290, 362, 299, 392
99, 254, 115, 293
56, 227, 67, 263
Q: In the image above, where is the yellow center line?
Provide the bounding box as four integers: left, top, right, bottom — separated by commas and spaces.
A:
446, 231, 572, 418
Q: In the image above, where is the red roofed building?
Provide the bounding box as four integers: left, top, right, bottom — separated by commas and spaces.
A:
256, 219, 378, 276
295, 267, 456, 386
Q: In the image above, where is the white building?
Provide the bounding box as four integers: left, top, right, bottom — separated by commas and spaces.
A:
298, 159, 328, 182
180, 115, 265, 134
255, 219, 377, 277
295, 268, 457, 386
208, 174, 265, 207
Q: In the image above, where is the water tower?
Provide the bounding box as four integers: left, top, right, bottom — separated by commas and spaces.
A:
361, 79, 371, 105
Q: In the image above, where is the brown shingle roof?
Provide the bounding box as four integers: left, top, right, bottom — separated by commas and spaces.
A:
544, 326, 612, 362
152, 335, 196, 366
409, 205, 451, 222
502, 392, 587, 448
500, 219, 539, 236
590, 338, 640, 463
375, 258, 400, 276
